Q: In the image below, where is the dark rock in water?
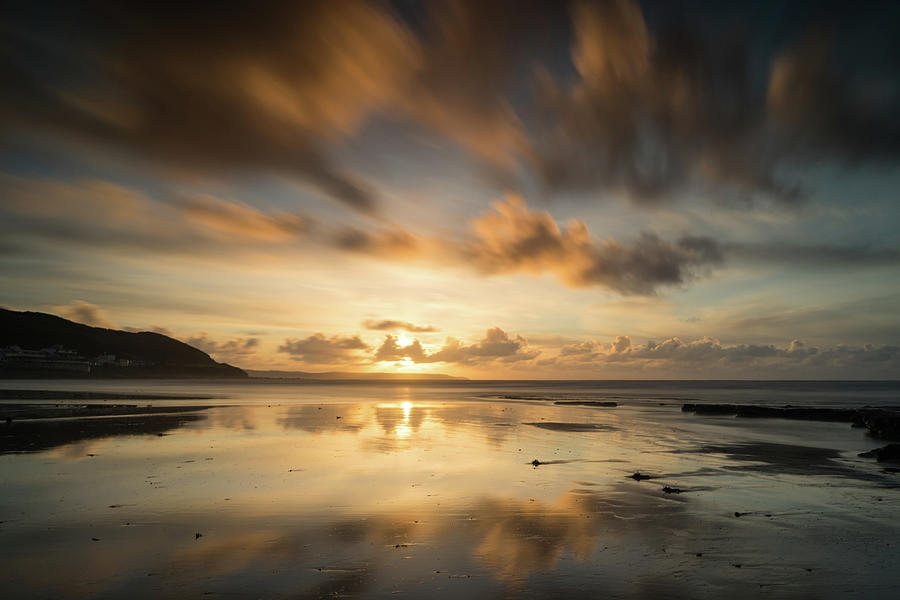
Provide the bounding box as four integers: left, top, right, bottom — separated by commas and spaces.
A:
858, 444, 900, 462
629, 472, 653, 481
531, 459, 542, 467
860, 412, 900, 440
682, 403, 900, 440
554, 401, 618, 407
662, 486, 683, 494
734, 511, 746, 517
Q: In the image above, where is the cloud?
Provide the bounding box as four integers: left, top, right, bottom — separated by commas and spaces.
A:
0, 174, 315, 253
1, 1, 424, 212
542, 334, 900, 377
767, 32, 900, 160
186, 333, 260, 364
530, 0, 899, 205
176, 195, 313, 241
463, 195, 722, 294
332, 227, 422, 259
52, 300, 116, 329
363, 320, 438, 333
278, 333, 369, 365
374, 327, 539, 365
397, 0, 550, 168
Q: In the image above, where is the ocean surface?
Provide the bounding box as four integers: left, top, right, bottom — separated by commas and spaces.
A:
1, 379, 899, 599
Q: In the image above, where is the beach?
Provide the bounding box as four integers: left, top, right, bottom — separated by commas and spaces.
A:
1, 380, 899, 599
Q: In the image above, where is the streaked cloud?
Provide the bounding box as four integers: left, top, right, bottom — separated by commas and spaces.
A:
363, 320, 438, 333
177, 195, 312, 241
530, 0, 899, 205
52, 300, 116, 329
2, 1, 420, 212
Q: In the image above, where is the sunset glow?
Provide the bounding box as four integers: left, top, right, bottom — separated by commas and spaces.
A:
1, 0, 898, 380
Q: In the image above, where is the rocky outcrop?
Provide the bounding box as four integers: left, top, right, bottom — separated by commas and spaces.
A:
858, 444, 900, 462
682, 403, 900, 440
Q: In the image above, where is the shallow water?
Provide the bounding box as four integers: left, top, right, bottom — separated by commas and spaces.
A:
1, 380, 899, 599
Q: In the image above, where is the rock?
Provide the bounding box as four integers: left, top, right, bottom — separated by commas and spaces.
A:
195, 532, 203, 540
860, 412, 900, 440
531, 459, 542, 467
683, 403, 900, 440
629, 472, 653, 481
858, 443, 900, 462
734, 511, 746, 517
662, 486, 683, 494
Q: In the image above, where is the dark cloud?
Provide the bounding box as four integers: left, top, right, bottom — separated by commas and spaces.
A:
399, 0, 559, 167
2, 0, 898, 214
278, 333, 369, 365
767, 31, 900, 160
530, 0, 900, 205
374, 327, 539, 365
464, 196, 722, 294
363, 320, 437, 333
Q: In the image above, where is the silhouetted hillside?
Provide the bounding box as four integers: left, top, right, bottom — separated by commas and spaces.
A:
0, 308, 246, 378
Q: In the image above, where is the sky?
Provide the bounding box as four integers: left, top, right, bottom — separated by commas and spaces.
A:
1, 0, 899, 379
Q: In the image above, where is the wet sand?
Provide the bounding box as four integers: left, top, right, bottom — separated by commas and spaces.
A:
1, 383, 899, 599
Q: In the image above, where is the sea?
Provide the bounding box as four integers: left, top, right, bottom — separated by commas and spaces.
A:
1, 379, 899, 599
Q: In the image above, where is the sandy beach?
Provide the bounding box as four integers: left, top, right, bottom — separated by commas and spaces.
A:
0, 380, 898, 599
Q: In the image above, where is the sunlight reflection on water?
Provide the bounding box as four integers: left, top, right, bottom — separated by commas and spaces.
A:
1, 381, 900, 598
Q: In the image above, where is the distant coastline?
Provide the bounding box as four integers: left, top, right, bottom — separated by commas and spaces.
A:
246, 369, 466, 381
